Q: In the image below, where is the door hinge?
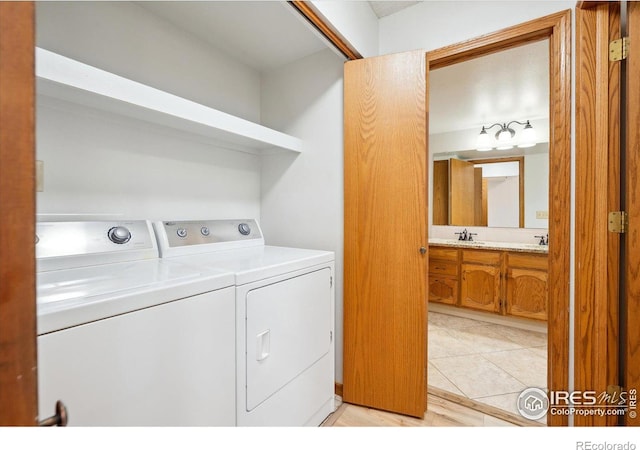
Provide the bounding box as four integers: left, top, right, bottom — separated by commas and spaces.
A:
330, 276, 333, 288
609, 37, 629, 61
608, 211, 628, 233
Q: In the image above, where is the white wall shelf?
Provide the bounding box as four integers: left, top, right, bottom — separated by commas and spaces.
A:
36, 48, 303, 154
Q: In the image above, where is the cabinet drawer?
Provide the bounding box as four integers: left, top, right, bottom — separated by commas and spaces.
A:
508, 253, 548, 271
429, 260, 458, 276
462, 250, 501, 265
429, 246, 458, 261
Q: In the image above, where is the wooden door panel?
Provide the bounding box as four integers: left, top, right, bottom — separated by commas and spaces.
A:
449, 159, 475, 225
460, 264, 500, 313
343, 51, 428, 418
506, 268, 548, 321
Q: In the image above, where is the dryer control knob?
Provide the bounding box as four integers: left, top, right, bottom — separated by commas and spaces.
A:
177, 228, 188, 238
238, 223, 251, 236
201, 226, 210, 236
108, 226, 131, 244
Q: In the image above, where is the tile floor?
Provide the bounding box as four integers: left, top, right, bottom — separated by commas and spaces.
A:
428, 310, 547, 421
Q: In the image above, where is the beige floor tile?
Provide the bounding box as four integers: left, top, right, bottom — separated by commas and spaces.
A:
428, 327, 477, 359
488, 323, 548, 348
529, 345, 547, 359
482, 348, 547, 389
431, 354, 526, 398
428, 311, 487, 330
445, 325, 523, 353
428, 363, 464, 396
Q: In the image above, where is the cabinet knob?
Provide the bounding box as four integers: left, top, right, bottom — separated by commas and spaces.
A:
419, 246, 427, 255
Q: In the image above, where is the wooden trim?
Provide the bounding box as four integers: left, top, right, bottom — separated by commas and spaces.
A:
624, 0, 640, 427
427, 10, 571, 70
0, 2, 37, 426
574, 2, 621, 426
288, 1, 362, 60
577, 1, 612, 10
427, 9, 572, 426
427, 386, 544, 427
334, 382, 343, 397
468, 156, 525, 228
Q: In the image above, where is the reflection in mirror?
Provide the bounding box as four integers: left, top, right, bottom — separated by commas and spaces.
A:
429, 40, 550, 229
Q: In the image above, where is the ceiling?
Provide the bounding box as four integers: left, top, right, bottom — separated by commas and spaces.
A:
368, 1, 421, 18
137, 1, 329, 72
429, 40, 550, 136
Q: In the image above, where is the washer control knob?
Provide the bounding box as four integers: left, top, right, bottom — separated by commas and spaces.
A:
200, 226, 210, 236
238, 223, 251, 236
108, 226, 131, 244
177, 228, 188, 238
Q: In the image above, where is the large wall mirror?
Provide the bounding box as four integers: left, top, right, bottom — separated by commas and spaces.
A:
429, 40, 549, 229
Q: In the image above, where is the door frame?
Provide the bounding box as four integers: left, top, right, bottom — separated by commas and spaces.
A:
0, 1, 37, 426
426, 10, 572, 426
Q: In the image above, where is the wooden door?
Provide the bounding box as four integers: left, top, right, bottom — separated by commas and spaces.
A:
343, 51, 428, 418
0, 2, 37, 426
625, 0, 640, 427
433, 160, 449, 225
449, 159, 475, 225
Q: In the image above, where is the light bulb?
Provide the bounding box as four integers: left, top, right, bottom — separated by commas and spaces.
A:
517, 121, 536, 148
476, 128, 492, 151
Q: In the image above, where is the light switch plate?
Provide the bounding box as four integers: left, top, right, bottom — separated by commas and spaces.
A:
36, 160, 44, 192
536, 210, 549, 219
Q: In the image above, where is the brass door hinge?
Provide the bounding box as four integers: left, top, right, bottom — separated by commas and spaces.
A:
610, 37, 629, 61
608, 211, 628, 233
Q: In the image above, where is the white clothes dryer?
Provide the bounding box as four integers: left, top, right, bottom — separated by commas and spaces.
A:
154, 219, 335, 426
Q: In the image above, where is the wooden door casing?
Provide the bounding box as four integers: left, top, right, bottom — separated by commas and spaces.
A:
343, 50, 428, 418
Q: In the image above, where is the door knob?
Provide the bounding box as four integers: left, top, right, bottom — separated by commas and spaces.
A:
39, 400, 68, 427
419, 246, 427, 255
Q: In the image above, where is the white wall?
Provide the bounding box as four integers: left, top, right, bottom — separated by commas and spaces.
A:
260, 49, 345, 382
36, 1, 261, 122
487, 177, 519, 228
379, 1, 574, 54
525, 152, 550, 228
35, 1, 263, 221
310, 0, 379, 57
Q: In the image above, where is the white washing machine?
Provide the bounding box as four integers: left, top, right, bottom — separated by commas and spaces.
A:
153, 219, 335, 426
36, 220, 236, 426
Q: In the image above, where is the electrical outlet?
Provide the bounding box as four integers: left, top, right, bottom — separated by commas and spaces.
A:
36, 160, 44, 192
536, 210, 549, 219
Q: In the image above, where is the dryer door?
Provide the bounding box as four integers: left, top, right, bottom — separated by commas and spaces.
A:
245, 268, 331, 411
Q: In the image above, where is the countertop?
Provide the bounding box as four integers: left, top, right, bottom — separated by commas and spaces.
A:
429, 238, 549, 254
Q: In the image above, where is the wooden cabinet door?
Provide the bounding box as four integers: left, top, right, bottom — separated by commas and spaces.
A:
460, 263, 500, 313
344, 50, 428, 418
428, 276, 458, 305
506, 268, 548, 321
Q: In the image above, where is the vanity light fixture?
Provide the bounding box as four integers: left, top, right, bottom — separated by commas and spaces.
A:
476, 120, 536, 151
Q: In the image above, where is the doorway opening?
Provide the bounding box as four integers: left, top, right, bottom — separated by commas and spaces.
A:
425, 10, 571, 426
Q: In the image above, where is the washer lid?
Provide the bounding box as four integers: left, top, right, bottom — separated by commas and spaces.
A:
37, 259, 235, 334
168, 245, 334, 285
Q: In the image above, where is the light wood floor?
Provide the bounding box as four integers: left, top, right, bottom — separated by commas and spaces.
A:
323, 394, 518, 427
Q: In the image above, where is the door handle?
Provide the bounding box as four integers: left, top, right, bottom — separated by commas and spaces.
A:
256, 329, 270, 361
420, 246, 427, 255
39, 400, 68, 427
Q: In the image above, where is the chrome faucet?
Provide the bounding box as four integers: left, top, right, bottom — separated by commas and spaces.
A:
534, 233, 549, 246
455, 229, 478, 241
